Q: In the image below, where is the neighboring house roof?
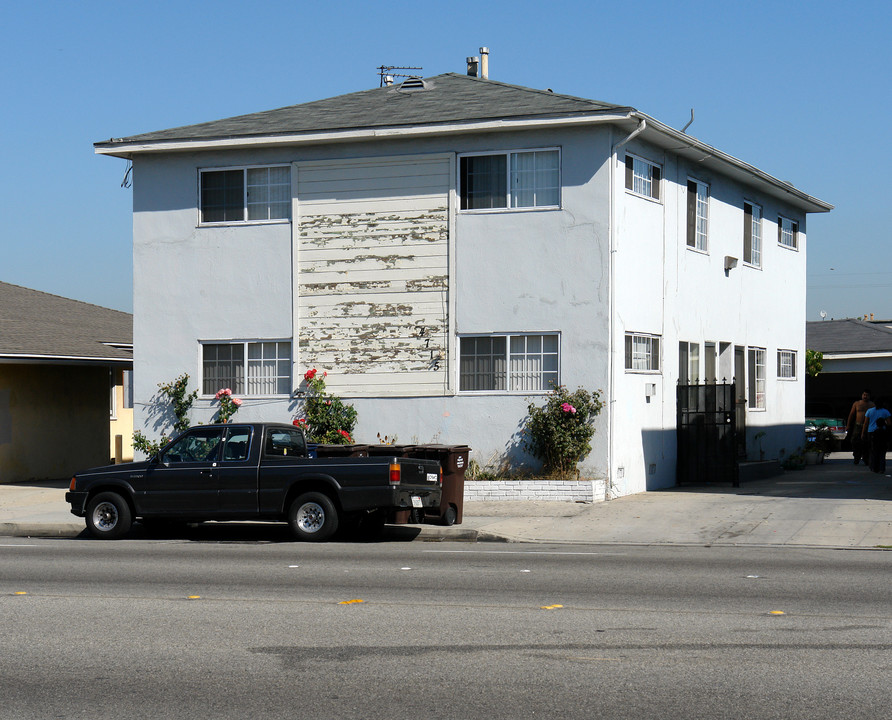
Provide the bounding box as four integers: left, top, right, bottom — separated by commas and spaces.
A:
0, 281, 132, 364
807, 319, 892, 356
95, 73, 831, 214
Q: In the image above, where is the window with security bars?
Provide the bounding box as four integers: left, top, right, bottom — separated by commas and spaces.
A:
459, 334, 559, 392
625, 333, 661, 372
777, 349, 797, 379
748, 347, 766, 409
202, 341, 291, 396
459, 150, 559, 210
200, 166, 290, 223
625, 155, 661, 200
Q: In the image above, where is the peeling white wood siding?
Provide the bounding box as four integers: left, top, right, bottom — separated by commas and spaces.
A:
295, 154, 452, 395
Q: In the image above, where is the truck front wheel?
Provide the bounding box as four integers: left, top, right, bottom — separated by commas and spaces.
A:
86, 492, 132, 539
289, 492, 338, 542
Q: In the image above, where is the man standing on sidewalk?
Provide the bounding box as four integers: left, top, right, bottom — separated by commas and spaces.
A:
847, 389, 874, 465
862, 397, 890, 474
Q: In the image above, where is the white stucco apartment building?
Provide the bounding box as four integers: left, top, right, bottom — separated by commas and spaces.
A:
96, 69, 831, 497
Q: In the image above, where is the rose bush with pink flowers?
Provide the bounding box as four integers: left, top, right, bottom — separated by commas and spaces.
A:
294, 369, 357, 445
522, 384, 603, 476
214, 387, 243, 423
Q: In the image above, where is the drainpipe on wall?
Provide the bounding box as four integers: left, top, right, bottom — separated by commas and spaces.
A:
607, 117, 646, 497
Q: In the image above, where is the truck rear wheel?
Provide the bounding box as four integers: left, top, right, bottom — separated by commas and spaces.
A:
86, 492, 132, 539
289, 492, 338, 541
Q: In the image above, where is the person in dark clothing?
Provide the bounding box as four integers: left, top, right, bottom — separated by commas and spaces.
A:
862, 397, 891, 474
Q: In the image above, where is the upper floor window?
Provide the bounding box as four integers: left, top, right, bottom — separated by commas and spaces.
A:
777, 349, 797, 380
202, 340, 292, 396
459, 150, 560, 210
459, 333, 559, 392
778, 216, 799, 249
744, 201, 762, 268
200, 166, 291, 224
625, 333, 661, 372
686, 179, 709, 252
625, 155, 661, 200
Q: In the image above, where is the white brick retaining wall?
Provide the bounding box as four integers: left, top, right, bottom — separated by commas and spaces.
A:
463, 478, 607, 503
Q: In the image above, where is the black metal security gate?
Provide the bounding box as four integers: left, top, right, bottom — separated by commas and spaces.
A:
676, 382, 739, 486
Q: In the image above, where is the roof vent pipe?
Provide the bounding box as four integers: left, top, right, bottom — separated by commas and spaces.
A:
467, 56, 479, 77
479, 47, 489, 79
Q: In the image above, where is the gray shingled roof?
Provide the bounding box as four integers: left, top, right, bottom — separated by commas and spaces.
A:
0, 282, 132, 363
99, 73, 630, 145
807, 319, 892, 355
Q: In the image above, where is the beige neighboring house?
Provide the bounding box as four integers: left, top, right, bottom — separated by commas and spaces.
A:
0, 281, 133, 483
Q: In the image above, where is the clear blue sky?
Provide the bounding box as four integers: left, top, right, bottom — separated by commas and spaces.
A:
1, 0, 889, 320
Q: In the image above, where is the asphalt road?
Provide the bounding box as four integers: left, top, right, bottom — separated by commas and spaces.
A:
2, 538, 890, 719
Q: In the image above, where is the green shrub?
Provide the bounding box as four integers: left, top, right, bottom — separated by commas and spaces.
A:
132, 373, 198, 457
522, 385, 603, 476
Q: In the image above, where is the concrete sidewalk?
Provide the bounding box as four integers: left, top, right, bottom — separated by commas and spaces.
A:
1, 454, 890, 548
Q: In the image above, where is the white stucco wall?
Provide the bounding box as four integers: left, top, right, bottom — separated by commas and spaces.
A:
131, 129, 613, 479
611, 138, 807, 494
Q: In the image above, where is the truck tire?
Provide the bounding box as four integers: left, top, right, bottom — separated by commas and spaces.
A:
441, 505, 457, 526
86, 492, 132, 539
289, 492, 339, 542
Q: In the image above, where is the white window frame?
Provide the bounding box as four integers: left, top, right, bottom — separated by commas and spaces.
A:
458, 333, 560, 393
778, 215, 799, 250
747, 347, 766, 410
199, 164, 291, 225
687, 179, 709, 253
744, 201, 762, 268
109, 369, 117, 420
201, 340, 292, 397
624, 154, 662, 201
777, 349, 797, 380
679, 341, 700, 384
625, 333, 661, 373
458, 148, 561, 212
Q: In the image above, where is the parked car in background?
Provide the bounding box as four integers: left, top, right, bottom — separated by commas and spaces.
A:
805, 404, 847, 450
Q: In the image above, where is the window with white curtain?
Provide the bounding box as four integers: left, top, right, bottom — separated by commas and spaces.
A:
748, 347, 766, 409
777, 349, 797, 380
744, 201, 762, 268
459, 334, 559, 392
625, 333, 661, 372
200, 165, 290, 224
778, 216, 799, 249
625, 154, 661, 200
459, 149, 560, 210
687, 179, 709, 251
202, 341, 291, 396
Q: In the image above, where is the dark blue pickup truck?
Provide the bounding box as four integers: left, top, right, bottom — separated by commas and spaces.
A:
66, 422, 442, 541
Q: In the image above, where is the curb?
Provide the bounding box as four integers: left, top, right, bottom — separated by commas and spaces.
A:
0, 523, 85, 539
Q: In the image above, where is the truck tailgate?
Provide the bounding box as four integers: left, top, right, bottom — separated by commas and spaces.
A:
394, 457, 441, 489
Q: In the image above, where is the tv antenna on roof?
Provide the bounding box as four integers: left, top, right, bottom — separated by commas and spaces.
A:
378, 65, 423, 87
